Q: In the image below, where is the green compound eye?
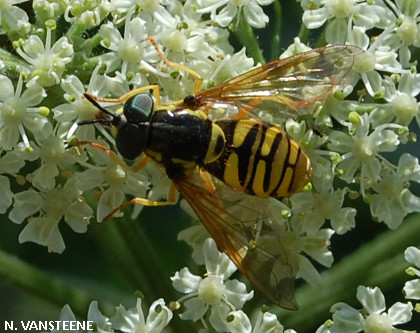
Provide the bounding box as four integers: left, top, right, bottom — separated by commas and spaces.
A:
123, 94, 154, 124
116, 94, 154, 160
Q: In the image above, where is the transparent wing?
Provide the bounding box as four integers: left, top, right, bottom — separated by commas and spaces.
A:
174, 171, 299, 310
197, 45, 362, 115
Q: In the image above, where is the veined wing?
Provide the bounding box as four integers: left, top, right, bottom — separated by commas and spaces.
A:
174, 170, 299, 310
197, 45, 362, 111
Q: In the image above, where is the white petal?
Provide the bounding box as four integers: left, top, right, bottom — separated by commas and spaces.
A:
356, 286, 386, 314
204, 238, 236, 279
297, 254, 322, 285
51, 36, 74, 58
146, 298, 173, 331
243, 2, 269, 28
99, 22, 122, 50
0, 176, 13, 213
171, 267, 201, 293
0, 75, 15, 101
224, 279, 254, 309
387, 301, 413, 325
65, 201, 92, 232
302, 8, 328, 29
21, 83, 46, 106
404, 246, 420, 268
97, 187, 125, 222
325, 18, 348, 44
330, 302, 364, 332
224, 310, 252, 333
179, 297, 207, 321
403, 279, 420, 300
214, 4, 236, 27
9, 189, 43, 224
19, 216, 65, 253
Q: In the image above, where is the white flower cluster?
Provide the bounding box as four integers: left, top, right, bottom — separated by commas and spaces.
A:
42, 238, 292, 333
43, 242, 420, 332
317, 246, 420, 333
0, 0, 266, 253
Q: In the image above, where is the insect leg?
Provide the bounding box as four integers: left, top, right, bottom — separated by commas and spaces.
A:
84, 85, 162, 105
76, 141, 161, 176
147, 36, 204, 94
102, 182, 178, 221
76, 140, 136, 170
198, 169, 217, 194
76, 140, 178, 220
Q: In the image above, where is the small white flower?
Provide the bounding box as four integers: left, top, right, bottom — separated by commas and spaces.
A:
99, 15, 154, 82
0, 74, 48, 150
349, 26, 405, 98
33, 0, 67, 21
31, 136, 77, 191
370, 173, 420, 229
87, 301, 113, 332
171, 238, 253, 331
291, 171, 356, 235
328, 113, 401, 196
0, 0, 30, 36
377, 0, 420, 66
75, 148, 151, 221
16, 29, 74, 87
359, 152, 420, 229
10, 178, 93, 253
251, 310, 293, 333
330, 285, 413, 333
111, 298, 172, 333
64, 0, 111, 26
382, 72, 420, 127
198, 0, 275, 29
300, 0, 389, 44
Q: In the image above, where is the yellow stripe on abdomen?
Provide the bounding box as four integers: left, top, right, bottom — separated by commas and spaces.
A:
205, 119, 312, 198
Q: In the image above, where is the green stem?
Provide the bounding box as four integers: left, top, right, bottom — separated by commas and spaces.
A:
277, 213, 420, 331
91, 219, 148, 288
233, 16, 265, 64
89, 33, 102, 50
116, 215, 177, 301
315, 27, 327, 47
297, 23, 310, 45
0, 249, 105, 318
66, 23, 88, 37
270, 1, 282, 60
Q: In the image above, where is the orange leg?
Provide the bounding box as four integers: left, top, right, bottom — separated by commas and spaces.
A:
76, 140, 178, 220
199, 169, 217, 194
84, 85, 162, 105
102, 182, 178, 221
147, 36, 204, 94
236, 98, 265, 119
76, 140, 135, 171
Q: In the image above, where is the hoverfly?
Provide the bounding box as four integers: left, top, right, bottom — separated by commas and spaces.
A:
77, 38, 362, 310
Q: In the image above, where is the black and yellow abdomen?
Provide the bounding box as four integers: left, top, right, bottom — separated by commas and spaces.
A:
205, 119, 312, 197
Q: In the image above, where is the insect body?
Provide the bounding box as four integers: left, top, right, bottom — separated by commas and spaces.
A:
78, 42, 362, 309
112, 93, 226, 169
